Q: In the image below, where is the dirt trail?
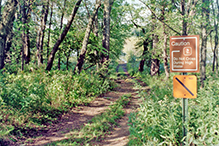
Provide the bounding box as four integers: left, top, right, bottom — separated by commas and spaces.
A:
92, 63, 145, 146
20, 63, 147, 146
92, 89, 141, 146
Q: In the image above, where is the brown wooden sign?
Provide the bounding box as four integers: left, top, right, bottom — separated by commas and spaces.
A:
170, 35, 199, 72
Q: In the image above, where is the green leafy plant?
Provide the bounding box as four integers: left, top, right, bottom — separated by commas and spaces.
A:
0, 68, 114, 138
128, 72, 219, 145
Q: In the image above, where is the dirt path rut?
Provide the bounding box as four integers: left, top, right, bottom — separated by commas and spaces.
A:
92, 64, 144, 146
21, 63, 146, 146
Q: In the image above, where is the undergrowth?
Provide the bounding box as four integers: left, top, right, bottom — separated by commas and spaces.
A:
0, 68, 115, 141
128, 72, 219, 145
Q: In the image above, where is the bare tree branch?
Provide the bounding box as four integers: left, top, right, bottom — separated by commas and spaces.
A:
139, 0, 181, 35
128, 6, 146, 33
84, 0, 90, 17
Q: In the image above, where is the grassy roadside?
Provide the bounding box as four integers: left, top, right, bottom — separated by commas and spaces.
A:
128, 72, 219, 145
0, 67, 116, 144
46, 94, 132, 146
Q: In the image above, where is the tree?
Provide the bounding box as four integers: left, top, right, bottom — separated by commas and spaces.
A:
139, 0, 170, 76
212, 0, 219, 73
200, 0, 212, 87
101, 0, 114, 64
139, 38, 150, 72
47, 2, 53, 59
57, 0, 67, 70
131, 20, 151, 72
19, 0, 33, 70
149, 5, 160, 76
0, 0, 18, 70
150, 33, 160, 76
46, 0, 82, 71
74, 0, 101, 73
161, 1, 169, 79
36, 0, 49, 66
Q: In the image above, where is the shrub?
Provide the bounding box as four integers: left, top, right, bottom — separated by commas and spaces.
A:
0, 68, 114, 137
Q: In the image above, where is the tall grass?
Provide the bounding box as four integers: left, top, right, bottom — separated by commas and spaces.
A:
128, 72, 219, 145
0, 68, 114, 139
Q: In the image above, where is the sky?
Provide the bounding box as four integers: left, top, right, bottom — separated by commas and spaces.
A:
126, 0, 141, 4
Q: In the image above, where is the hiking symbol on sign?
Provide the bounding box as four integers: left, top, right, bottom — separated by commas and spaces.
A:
170, 35, 199, 73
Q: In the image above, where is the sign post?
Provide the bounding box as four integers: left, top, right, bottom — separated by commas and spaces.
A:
170, 35, 199, 145
182, 96, 188, 145
173, 75, 197, 145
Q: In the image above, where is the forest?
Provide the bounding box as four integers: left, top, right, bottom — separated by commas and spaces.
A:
1, 0, 219, 145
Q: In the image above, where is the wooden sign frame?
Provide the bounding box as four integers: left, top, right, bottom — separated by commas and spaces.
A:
170, 35, 199, 73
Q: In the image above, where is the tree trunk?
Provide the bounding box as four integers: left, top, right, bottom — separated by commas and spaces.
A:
0, 35, 5, 70
163, 26, 169, 78
66, 54, 69, 70
212, 32, 217, 72
101, 0, 114, 64
74, 0, 101, 73
94, 5, 99, 71
58, 0, 66, 70
20, 0, 31, 66
37, 0, 49, 66
0, 0, 17, 70
139, 39, 149, 72
201, 0, 210, 88
46, 0, 82, 71
181, 0, 187, 36
150, 13, 159, 76
5, 31, 14, 60
161, 4, 169, 79
150, 35, 159, 76
21, 42, 24, 70
94, 10, 99, 37
150, 58, 160, 76
47, 2, 53, 60
201, 29, 207, 87
130, 20, 148, 72
213, 0, 219, 74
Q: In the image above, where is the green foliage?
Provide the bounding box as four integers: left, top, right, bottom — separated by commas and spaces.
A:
187, 78, 219, 145
128, 74, 182, 145
126, 53, 139, 76
0, 69, 113, 138
128, 73, 219, 145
